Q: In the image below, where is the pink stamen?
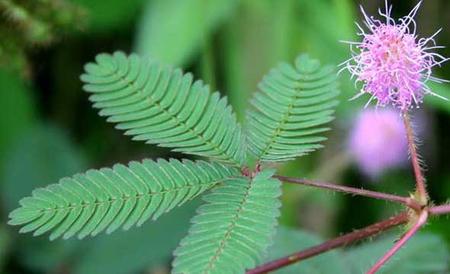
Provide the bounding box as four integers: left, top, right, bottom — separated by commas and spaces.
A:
341, 1, 448, 110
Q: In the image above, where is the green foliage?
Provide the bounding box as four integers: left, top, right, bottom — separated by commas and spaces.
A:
292, 0, 362, 117
0, 69, 35, 165
81, 52, 245, 166
344, 233, 450, 274
73, 202, 198, 274
266, 227, 347, 274
246, 54, 339, 162
0, 0, 83, 44
223, 0, 298, 122
9, 49, 340, 274
0, 225, 10, 271
135, 0, 239, 66
73, 0, 144, 32
425, 81, 450, 113
0, 0, 85, 74
1, 124, 85, 272
14, 236, 79, 273
2, 125, 86, 212
173, 169, 281, 274
3, 1, 450, 273
267, 228, 450, 274
9, 159, 238, 240
3, 124, 201, 273
294, 0, 355, 62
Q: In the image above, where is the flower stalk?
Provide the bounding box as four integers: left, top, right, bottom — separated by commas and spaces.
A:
252, 1, 450, 272
403, 112, 428, 205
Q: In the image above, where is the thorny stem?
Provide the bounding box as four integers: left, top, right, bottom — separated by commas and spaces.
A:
403, 112, 428, 205
275, 175, 422, 211
367, 210, 429, 274
246, 213, 409, 274
252, 113, 448, 274
430, 204, 450, 216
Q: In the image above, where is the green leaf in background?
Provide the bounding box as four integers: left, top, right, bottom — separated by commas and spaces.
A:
223, 0, 297, 121
265, 227, 347, 274
73, 201, 199, 274
0, 0, 85, 74
0, 225, 11, 271
425, 81, 450, 113
72, 0, 145, 32
268, 228, 450, 274
290, 0, 355, 67
293, 0, 364, 116
173, 169, 282, 274
294, 0, 355, 63
2, 124, 87, 272
134, 0, 239, 66
12, 235, 79, 273
344, 233, 450, 274
0, 69, 35, 165
2, 125, 87, 212
223, 0, 357, 122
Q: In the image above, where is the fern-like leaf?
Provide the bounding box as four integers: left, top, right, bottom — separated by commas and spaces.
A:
81, 52, 245, 166
172, 169, 281, 274
8, 159, 238, 240
246, 54, 339, 162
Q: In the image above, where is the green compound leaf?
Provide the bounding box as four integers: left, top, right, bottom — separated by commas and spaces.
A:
81, 52, 245, 166
246, 54, 340, 162
173, 169, 282, 274
8, 159, 239, 240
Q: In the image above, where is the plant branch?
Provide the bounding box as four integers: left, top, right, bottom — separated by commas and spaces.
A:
430, 204, 450, 216
275, 175, 421, 211
246, 212, 409, 274
403, 112, 428, 204
367, 210, 428, 274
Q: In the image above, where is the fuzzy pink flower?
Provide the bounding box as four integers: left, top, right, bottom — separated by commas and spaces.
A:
349, 108, 407, 177
341, 1, 448, 110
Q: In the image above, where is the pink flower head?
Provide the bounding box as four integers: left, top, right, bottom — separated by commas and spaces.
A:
341, 1, 449, 110
349, 108, 407, 177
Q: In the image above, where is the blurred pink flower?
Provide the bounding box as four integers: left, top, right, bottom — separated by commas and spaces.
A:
349, 108, 407, 177
341, 1, 448, 110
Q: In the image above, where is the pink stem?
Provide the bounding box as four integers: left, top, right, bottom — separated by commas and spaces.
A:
430, 204, 450, 216
403, 113, 428, 204
367, 210, 428, 274
275, 175, 421, 211
246, 213, 409, 274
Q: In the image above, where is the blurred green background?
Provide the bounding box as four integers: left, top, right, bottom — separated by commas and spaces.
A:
0, 0, 449, 273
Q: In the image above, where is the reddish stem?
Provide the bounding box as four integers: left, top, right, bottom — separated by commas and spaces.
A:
430, 204, 450, 216
367, 210, 428, 274
403, 113, 428, 204
275, 175, 421, 211
246, 213, 409, 274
